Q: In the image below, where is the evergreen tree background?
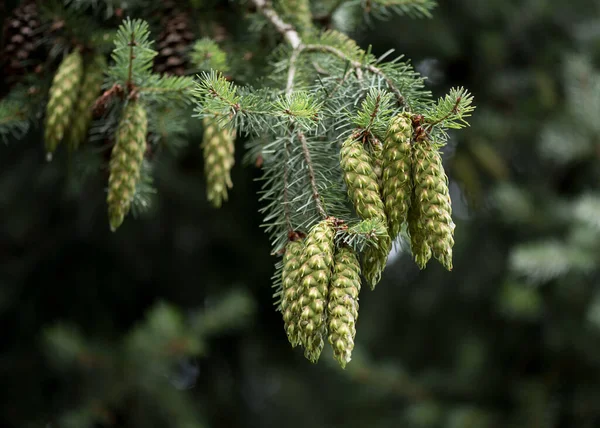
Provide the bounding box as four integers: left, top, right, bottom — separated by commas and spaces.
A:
2, 0, 600, 427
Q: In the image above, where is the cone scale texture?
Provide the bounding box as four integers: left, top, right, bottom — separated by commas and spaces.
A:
328, 245, 361, 369
412, 140, 455, 270
407, 192, 432, 269
297, 219, 335, 363
44, 51, 84, 154
280, 239, 304, 347
382, 113, 413, 240
369, 136, 384, 188
107, 102, 148, 232
202, 117, 236, 208
66, 54, 106, 150
2, 1, 42, 79
340, 135, 391, 289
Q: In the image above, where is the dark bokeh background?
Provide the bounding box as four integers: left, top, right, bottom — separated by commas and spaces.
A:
3, 0, 600, 427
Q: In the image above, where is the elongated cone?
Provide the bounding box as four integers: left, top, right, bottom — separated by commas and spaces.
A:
107, 102, 148, 232
369, 136, 384, 188
328, 245, 361, 368
340, 135, 387, 222
66, 54, 107, 151
297, 219, 335, 363
44, 51, 84, 155
412, 140, 455, 270
382, 113, 413, 240
280, 239, 304, 347
340, 134, 391, 289
407, 192, 431, 269
202, 116, 236, 208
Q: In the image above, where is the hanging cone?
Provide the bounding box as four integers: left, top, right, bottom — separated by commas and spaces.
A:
382, 112, 413, 240
44, 51, 84, 155
297, 218, 336, 363
1, 0, 43, 81
339, 133, 391, 289
201, 116, 236, 208
412, 140, 455, 270
153, 2, 194, 76
107, 101, 148, 232
66, 54, 106, 151
328, 245, 361, 369
280, 238, 304, 347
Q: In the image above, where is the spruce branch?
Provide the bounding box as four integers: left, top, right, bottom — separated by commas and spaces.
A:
286, 48, 302, 95
252, 1, 408, 106
283, 138, 293, 232
0, 93, 30, 142
298, 132, 328, 218
251, 0, 302, 49
127, 29, 135, 91
302, 44, 406, 106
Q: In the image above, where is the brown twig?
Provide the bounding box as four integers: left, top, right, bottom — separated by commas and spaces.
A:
250, 0, 301, 49
298, 132, 327, 218
302, 44, 406, 106
126, 31, 136, 91
283, 138, 293, 231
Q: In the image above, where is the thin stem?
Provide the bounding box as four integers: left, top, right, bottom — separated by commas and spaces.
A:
286, 48, 301, 95
251, 0, 406, 107
251, 0, 301, 49
127, 31, 135, 90
298, 132, 327, 218
303, 44, 405, 106
283, 138, 293, 231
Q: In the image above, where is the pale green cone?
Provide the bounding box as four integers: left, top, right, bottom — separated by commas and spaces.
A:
340, 134, 390, 289
44, 50, 84, 155
107, 102, 148, 232
297, 219, 336, 363
340, 135, 387, 222
407, 192, 432, 269
66, 54, 106, 151
412, 140, 455, 270
382, 113, 413, 240
328, 245, 361, 369
362, 235, 391, 289
280, 239, 304, 347
369, 136, 384, 188
202, 116, 236, 208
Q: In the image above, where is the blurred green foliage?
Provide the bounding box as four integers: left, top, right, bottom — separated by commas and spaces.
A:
3, 0, 600, 427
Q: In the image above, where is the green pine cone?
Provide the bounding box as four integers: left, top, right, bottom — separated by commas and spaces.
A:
107, 102, 148, 232
44, 50, 84, 155
407, 192, 432, 269
328, 245, 361, 369
362, 234, 391, 289
412, 140, 455, 270
340, 134, 391, 289
202, 116, 236, 208
340, 135, 387, 223
297, 219, 336, 363
369, 136, 384, 188
382, 113, 413, 240
281, 239, 304, 347
66, 54, 106, 151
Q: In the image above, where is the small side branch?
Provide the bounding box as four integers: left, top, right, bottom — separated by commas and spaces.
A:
298, 132, 327, 218
127, 31, 136, 91
251, 0, 301, 49
286, 48, 302, 95
303, 44, 406, 106
283, 138, 293, 231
